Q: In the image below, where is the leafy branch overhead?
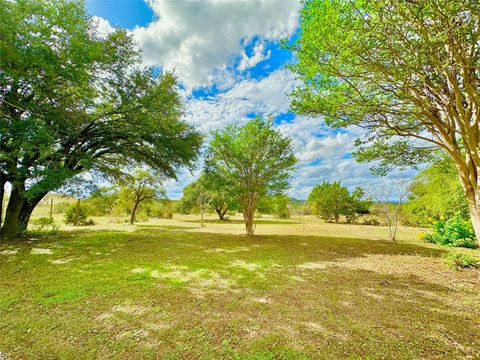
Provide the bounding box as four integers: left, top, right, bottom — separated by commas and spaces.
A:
287, 0, 480, 246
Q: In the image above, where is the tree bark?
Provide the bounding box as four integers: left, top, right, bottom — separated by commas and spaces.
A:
2, 185, 25, 241
242, 193, 258, 236
455, 162, 480, 247
215, 207, 228, 221
130, 200, 140, 225
0, 177, 5, 240
465, 192, 480, 247
18, 192, 47, 234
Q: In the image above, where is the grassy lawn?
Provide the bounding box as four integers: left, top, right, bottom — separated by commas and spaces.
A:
1, 222, 479, 359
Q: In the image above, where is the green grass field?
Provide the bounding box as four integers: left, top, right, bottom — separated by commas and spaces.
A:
1, 217, 479, 359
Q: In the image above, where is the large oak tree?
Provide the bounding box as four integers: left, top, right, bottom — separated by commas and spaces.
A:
287, 0, 480, 245
0, 0, 202, 240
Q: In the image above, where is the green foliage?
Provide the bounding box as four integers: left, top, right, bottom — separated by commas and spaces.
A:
176, 179, 207, 215
286, 0, 480, 172
308, 182, 370, 223
143, 200, 174, 219
177, 172, 238, 220
403, 156, 468, 226
424, 214, 478, 249
30, 217, 59, 236
443, 252, 480, 271
205, 116, 296, 229
0, 0, 202, 237
113, 169, 166, 223
83, 188, 119, 216
64, 203, 93, 226
206, 116, 296, 199
257, 195, 291, 219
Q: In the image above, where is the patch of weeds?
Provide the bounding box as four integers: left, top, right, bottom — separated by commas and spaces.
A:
423, 214, 478, 249
443, 252, 480, 271
128, 272, 151, 282
27, 217, 60, 237
40, 288, 86, 305
163, 277, 189, 287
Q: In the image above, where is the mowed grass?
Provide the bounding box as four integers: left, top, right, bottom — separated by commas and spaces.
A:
1, 223, 479, 359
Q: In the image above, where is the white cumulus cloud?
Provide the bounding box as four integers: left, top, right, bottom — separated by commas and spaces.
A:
237, 41, 271, 71
132, 0, 300, 89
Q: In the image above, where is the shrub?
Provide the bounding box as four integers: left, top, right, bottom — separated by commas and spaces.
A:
64, 203, 94, 226
362, 218, 380, 226
443, 252, 479, 271
423, 213, 478, 248
30, 217, 59, 236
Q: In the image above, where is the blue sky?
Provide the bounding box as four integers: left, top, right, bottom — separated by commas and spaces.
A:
86, 0, 415, 200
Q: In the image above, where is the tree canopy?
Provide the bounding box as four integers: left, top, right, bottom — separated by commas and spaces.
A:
0, 0, 202, 240
177, 172, 237, 221
114, 169, 165, 224
287, 0, 480, 245
308, 181, 370, 223
205, 116, 297, 235
405, 156, 469, 225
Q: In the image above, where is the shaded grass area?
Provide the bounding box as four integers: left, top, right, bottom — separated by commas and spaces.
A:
0, 229, 479, 359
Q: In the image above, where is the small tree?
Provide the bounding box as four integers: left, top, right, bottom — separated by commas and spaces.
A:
368, 181, 409, 242
115, 169, 165, 224
177, 177, 208, 227
309, 182, 350, 223
308, 181, 369, 223
205, 117, 296, 236
202, 173, 238, 221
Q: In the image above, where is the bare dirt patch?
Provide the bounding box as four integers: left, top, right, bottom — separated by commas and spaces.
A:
112, 305, 148, 315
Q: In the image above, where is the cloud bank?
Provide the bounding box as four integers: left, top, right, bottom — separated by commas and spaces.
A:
132, 0, 299, 88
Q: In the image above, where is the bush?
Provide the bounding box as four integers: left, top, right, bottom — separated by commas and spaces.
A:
423, 213, 478, 248
64, 203, 94, 226
140, 200, 174, 219
362, 217, 380, 226
30, 217, 59, 235
443, 252, 479, 271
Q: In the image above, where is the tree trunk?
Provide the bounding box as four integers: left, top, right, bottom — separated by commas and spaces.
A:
243, 193, 257, 236
18, 193, 47, 234
215, 207, 228, 221
0, 177, 5, 240
466, 196, 480, 247
455, 162, 480, 247
221, 208, 228, 220
130, 201, 139, 224
200, 205, 205, 227
2, 186, 25, 241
